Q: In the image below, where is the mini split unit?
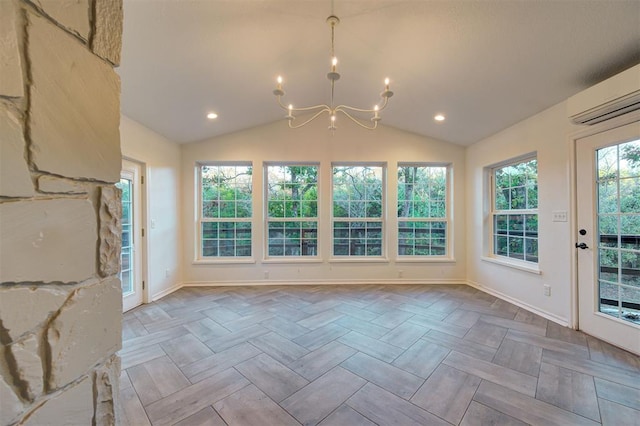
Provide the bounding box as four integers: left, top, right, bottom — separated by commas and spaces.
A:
568, 64, 640, 125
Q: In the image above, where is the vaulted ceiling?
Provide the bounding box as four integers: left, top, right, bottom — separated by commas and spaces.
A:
118, 0, 640, 146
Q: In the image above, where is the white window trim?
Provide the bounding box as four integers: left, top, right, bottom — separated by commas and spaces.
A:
481, 255, 541, 274
192, 258, 257, 265
329, 257, 390, 264
486, 154, 540, 270
330, 162, 387, 260
196, 162, 253, 261
396, 257, 457, 264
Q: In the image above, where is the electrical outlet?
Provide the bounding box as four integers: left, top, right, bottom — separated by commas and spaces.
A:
543, 284, 551, 296
264, 270, 269, 279
165, 269, 170, 278
398, 270, 404, 278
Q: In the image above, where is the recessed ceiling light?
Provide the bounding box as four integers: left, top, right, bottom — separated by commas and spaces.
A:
207, 112, 218, 120
434, 114, 445, 122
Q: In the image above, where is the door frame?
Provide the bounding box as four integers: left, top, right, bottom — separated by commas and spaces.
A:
122, 156, 150, 308
569, 110, 640, 331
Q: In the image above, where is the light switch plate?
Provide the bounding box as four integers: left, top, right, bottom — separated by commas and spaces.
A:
552, 211, 567, 222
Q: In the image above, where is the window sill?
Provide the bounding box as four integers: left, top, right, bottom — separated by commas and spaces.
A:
193, 258, 256, 265
329, 257, 389, 264
262, 258, 324, 264
481, 256, 541, 274
396, 257, 456, 264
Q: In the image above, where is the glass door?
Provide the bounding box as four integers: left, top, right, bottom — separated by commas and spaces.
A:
117, 159, 144, 311
576, 120, 640, 355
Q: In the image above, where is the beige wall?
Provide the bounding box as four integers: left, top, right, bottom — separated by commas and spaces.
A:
465, 101, 574, 324
121, 116, 183, 300
181, 118, 467, 285
0, 0, 123, 424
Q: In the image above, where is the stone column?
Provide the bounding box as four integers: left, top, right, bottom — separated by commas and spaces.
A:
0, 0, 124, 424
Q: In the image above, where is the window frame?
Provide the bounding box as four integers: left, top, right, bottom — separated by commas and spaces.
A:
331, 162, 387, 260
487, 154, 540, 271
196, 162, 254, 262
396, 162, 451, 259
264, 162, 320, 260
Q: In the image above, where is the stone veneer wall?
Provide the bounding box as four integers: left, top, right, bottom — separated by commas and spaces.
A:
0, 0, 123, 424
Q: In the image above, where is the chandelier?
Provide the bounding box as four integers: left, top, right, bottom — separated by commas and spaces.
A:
273, 15, 394, 130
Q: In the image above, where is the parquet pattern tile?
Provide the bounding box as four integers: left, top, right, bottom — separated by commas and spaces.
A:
118, 284, 640, 425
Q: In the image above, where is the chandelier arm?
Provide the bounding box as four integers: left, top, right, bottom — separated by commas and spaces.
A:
337, 109, 378, 130
335, 96, 390, 114
335, 105, 376, 114
290, 104, 332, 112
276, 96, 330, 112
378, 96, 390, 110
289, 109, 331, 128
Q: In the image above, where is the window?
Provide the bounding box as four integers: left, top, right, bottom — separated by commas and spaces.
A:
199, 164, 252, 258
266, 165, 319, 257
116, 176, 133, 294
492, 157, 538, 262
397, 164, 448, 256
332, 165, 384, 257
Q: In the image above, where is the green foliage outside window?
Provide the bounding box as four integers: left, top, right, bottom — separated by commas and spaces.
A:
494, 160, 538, 210
333, 166, 383, 218
202, 165, 252, 218
267, 166, 318, 218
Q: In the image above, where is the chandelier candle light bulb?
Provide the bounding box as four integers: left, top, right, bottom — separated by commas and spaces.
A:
272, 14, 394, 130
373, 105, 380, 122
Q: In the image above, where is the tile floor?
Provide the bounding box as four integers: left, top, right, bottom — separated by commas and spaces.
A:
118, 284, 640, 426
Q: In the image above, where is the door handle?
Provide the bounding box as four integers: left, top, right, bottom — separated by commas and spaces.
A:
575, 242, 589, 249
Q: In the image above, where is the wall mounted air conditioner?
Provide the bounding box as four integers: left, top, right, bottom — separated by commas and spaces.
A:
567, 64, 640, 125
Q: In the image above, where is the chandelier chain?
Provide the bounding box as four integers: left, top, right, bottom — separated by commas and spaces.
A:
330, 20, 335, 59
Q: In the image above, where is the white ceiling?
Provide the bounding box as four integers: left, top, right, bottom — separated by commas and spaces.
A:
119, 0, 640, 146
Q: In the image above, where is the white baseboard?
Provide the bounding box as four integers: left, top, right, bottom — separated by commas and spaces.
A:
182, 278, 468, 287
151, 282, 183, 301
466, 280, 569, 327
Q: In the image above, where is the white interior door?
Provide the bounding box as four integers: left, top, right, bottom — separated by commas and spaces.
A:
117, 159, 144, 312
576, 120, 640, 355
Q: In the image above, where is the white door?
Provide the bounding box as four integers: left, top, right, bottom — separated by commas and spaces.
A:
117, 160, 144, 312
576, 120, 640, 355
